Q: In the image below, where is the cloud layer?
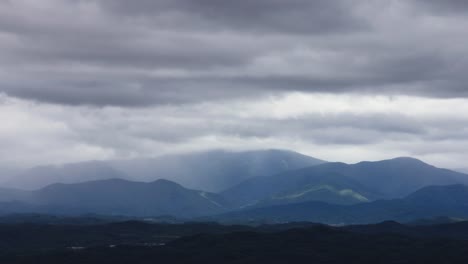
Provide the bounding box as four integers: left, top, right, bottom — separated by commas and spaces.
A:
1, 92, 468, 169
1, 0, 468, 106
1, 0, 468, 170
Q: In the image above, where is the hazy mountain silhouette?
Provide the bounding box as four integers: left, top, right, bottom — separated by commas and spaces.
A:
0, 179, 229, 218
455, 168, 468, 174
5, 161, 127, 190
4, 149, 324, 192
2, 154, 467, 224
0, 188, 31, 202
108, 149, 324, 192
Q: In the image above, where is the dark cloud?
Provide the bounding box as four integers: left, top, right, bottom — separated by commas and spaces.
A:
97, 0, 366, 34
77, 110, 427, 147
0, 0, 468, 106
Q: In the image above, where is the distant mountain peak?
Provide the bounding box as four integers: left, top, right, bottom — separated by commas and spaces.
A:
40, 178, 132, 190
151, 178, 178, 184
387, 157, 428, 164
150, 178, 184, 188
355, 157, 428, 167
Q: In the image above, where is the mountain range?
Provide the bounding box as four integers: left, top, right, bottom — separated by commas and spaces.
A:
289, 157, 468, 198
222, 169, 376, 208
0, 179, 228, 218
213, 184, 468, 224
222, 157, 468, 209
0, 149, 467, 223
4, 149, 324, 192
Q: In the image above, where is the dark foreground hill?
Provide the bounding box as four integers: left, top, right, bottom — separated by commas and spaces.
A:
3, 221, 468, 264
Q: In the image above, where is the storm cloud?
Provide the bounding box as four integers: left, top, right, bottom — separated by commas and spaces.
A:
0, 0, 468, 106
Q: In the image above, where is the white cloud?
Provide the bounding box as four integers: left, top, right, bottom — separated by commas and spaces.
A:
1, 92, 468, 170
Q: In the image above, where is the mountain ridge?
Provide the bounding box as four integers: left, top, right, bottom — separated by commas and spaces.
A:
213, 184, 468, 224
0, 178, 230, 218
4, 149, 325, 192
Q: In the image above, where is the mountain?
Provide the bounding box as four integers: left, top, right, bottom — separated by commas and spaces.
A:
222, 157, 468, 210
344, 158, 468, 197
213, 184, 468, 224
314, 157, 468, 198
225, 157, 468, 207
404, 184, 468, 208
4, 161, 127, 190
0, 188, 31, 202
0, 179, 229, 218
107, 149, 325, 192
4, 149, 324, 192
222, 168, 377, 208
0, 166, 20, 184
455, 168, 468, 174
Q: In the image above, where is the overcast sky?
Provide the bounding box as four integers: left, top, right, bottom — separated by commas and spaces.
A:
1, 0, 468, 169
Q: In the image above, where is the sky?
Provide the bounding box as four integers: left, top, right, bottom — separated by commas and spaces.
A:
1, 0, 468, 169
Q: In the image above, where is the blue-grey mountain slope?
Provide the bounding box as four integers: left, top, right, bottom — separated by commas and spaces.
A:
223, 157, 468, 210
0, 187, 31, 202
4, 161, 127, 190
214, 185, 468, 225
311, 157, 468, 198
222, 168, 377, 208
455, 168, 468, 174
0, 179, 229, 218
